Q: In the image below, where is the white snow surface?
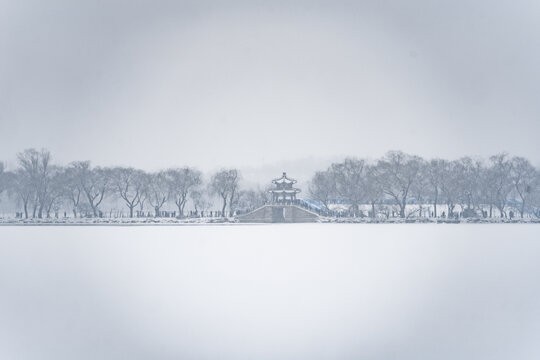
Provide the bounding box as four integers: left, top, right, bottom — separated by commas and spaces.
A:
1, 224, 539, 360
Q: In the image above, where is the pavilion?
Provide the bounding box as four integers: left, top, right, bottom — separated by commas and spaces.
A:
269, 172, 301, 204
236, 172, 319, 223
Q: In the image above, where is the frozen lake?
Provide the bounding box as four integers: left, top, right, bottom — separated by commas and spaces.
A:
1, 224, 539, 360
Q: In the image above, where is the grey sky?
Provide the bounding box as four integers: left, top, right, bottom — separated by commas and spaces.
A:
1, 0, 539, 172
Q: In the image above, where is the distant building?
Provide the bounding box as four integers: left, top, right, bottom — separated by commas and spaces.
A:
269, 172, 301, 204
237, 172, 319, 223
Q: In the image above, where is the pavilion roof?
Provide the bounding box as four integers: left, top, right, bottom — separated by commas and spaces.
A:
272, 172, 297, 184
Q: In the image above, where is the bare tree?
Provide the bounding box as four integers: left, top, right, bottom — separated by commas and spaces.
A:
236, 189, 266, 213
510, 156, 538, 218
410, 159, 430, 218
364, 165, 384, 218
309, 169, 335, 212
531, 172, 540, 218
488, 153, 513, 218
477, 165, 495, 218
16, 148, 53, 218
111, 167, 147, 218
228, 171, 241, 217
70, 161, 110, 217
376, 151, 422, 218
63, 164, 84, 218
426, 159, 446, 217
191, 190, 212, 216
147, 171, 169, 217
167, 168, 202, 218
439, 160, 462, 218
138, 190, 148, 215
210, 169, 240, 217
457, 157, 483, 214
331, 158, 366, 216
6, 169, 34, 218
0, 162, 5, 201
42, 166, 64, 218
16, 149, 39, 217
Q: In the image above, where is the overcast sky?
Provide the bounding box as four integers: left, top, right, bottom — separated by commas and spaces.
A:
1, 0, 539, 172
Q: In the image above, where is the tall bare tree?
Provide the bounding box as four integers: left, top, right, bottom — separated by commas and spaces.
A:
376, 151, 422, 218
457, 157, 483, 213
364, 165, 384, 218
191, 190, 212, 216
70, 161, 110, 217
228, 171, 241, 217
309, 169, 335, 212
0, 162, 5, 201
42, 166, 64, 218
510, 156, 538, 218
6, 169, 34, 218
426, 159, 446, 217
410, 159, 430, 218
111, 167, 147, 218
531, 172, 540, 218
488, 153, 513, 218
236, 189, 267, 213
17, 148, 52, 218
210, 169, 240, 217
147, 171, 169, 217
331, 158, 366, 216
167, 168, 202, 218
63, 164, 84, 218
439, 160, 463, 217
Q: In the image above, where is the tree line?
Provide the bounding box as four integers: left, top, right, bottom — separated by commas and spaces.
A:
2, 149, 539, 220
309, 151, 540, 219
0, 149, 267, 219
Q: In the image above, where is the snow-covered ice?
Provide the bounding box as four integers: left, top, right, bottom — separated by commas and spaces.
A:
1, 224, 539, 360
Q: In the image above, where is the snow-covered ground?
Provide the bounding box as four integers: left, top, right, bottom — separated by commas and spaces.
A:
0, 215, 538, 225
0, 216, 234, 225
1, 225, 539, 360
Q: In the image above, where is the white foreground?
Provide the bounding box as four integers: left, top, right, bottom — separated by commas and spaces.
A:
1, 224, 539, 360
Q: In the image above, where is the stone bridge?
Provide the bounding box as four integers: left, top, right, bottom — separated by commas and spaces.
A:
236, 205, 319, 223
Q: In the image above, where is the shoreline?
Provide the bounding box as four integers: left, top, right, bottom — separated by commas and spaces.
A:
1, 218, 539, 226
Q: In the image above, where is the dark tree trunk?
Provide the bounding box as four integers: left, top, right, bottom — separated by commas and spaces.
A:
89, 201, 98, 217
433, 190, 438, 217
221, 197, 227, 218
229, 190, 236, 217
179, 202, 185, 218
